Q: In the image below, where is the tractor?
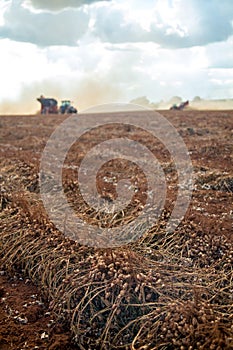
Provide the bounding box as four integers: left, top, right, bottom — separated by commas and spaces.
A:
59, 100, 77, 114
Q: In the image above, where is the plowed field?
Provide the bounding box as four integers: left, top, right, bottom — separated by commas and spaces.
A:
0, 110, 232, 350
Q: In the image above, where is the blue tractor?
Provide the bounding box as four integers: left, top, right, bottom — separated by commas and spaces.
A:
59, 100, 78, 114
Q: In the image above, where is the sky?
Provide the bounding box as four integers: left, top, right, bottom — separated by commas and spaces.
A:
0, 0, 233, 113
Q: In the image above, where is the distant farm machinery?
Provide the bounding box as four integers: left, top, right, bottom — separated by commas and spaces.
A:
37, 96, 78, 114
59, 100, 77, 114
170, 100, 189, 110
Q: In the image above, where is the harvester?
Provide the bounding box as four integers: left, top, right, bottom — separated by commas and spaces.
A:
170, 100, 189, 110
37, 96, 58, 114
37, 96, 77, 114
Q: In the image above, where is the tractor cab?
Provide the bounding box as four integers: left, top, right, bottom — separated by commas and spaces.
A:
60, 100, 71, 114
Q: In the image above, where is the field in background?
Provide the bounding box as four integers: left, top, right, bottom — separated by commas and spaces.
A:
0, 110, 232, 349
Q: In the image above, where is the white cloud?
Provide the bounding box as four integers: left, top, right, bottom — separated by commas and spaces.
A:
26, 0, 110, 11
0, 0, 89, 46
206, 36, 233, 69
92, 0, 233, 48
0, 38, 71, 99
1, 0, 232, 48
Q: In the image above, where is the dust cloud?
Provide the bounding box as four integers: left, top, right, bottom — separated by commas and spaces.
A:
190, 98, 233, 110
1, 84, 233, 115
0, 78, 123, 115
130, 96, 233, 110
